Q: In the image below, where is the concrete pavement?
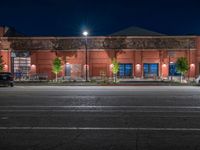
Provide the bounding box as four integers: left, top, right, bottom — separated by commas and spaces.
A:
0, 86, 200, 150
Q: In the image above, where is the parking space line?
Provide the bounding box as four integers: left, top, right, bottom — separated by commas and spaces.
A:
0, 127, 200, 131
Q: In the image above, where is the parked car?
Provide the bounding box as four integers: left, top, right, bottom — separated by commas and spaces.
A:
195, 75, 200, 84
0, 72, 14, 87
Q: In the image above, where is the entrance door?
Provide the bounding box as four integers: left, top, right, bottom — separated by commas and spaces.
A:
119, 64, 133, 78
143, 63, 158, 78
65, 64, 71, 79
169, 63, 181, 76
14, 57, 31, 80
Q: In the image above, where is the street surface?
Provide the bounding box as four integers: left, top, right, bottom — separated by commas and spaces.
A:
0, 86, 200, 150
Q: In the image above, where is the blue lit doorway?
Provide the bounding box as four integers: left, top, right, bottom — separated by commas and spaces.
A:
143, 63, 159, 78
169, 63, 181, 76
119, 64, 133, 78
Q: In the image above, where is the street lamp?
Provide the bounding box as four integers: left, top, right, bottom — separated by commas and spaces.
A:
83, 31, 88, 36
82, 30, 89, 81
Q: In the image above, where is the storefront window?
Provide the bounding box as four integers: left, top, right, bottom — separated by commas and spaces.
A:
169, 63, 181, 76
14, 57, 31, 80
143, 63, 158, 78
119, 64, 133, 78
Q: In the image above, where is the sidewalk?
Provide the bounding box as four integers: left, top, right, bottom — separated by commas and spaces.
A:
14, 80, 97, 86
14, 80, 196, 86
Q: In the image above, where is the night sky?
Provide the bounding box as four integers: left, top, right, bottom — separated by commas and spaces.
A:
0, 0, 200, 36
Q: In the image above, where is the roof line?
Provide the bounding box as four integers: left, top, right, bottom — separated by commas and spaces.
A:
2, 35, 198, 40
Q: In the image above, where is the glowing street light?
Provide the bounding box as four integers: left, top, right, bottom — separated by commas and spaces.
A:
82, 30, 89, 81
83, 31, 88, 36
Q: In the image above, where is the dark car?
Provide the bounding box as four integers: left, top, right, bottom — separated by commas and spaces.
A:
0, 72, 14, 87
195, 75, 200, 84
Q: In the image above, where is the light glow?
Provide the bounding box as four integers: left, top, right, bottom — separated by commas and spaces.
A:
84, 64, 89, 68
136, 64, 140, 67
136, 64, 141, 71
83, 31, 88, 36
190, 64, 195, 67
31, 64, 36, 68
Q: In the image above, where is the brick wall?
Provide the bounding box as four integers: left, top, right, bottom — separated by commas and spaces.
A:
196, 37, 200, 75
0, 27, 4, 37
1, 36, 200, 80
0, 50, 10, 72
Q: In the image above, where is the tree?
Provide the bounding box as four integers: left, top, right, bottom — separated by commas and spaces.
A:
112, 58, 119, 83
52, 57, 62, 82
0, 56, 4, 72
176, 57, 189, 83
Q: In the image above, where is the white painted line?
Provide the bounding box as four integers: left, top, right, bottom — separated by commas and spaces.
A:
0, 110, 177, 113
1, 117, 8, 119
0, 127, 200, 131
1, 106, 200, 113
1, 109, 200, 113
1, 105, 200, 109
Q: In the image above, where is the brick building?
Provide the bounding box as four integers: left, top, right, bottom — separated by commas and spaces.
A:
0, 26, 200, 80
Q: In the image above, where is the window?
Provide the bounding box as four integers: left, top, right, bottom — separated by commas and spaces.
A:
14, 57, 31, 79
169, 63, 181, 76
119, 64, 133, 78
143, 63, 158, 78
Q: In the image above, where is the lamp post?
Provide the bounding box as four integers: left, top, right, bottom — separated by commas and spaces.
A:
188, 39, 190, 80
83, 31, 89, 82
10, 49, 15, 75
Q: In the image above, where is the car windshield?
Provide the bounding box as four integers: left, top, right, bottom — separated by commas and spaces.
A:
0, 73, 11, 79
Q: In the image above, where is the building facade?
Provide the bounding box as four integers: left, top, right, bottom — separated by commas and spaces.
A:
0, 27, 200, 81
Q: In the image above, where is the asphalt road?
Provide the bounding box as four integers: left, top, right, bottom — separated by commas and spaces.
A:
0, 86, 200, 150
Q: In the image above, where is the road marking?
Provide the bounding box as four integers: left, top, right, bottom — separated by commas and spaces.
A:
1, 105, 200, 109
1, 105, 200, 113
0, 110, 173, 113
0, 127, 200, 131
1, 117, 8, 120
1, 111, 200, 113
1, 110, 200, 113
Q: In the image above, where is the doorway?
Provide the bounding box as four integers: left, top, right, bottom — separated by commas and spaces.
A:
65, 64, 71, 79
119, 64, 133, 78
143, 63, 158, 78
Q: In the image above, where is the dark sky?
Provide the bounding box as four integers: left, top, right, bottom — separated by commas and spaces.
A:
0, 0, 200, 36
